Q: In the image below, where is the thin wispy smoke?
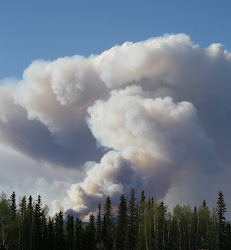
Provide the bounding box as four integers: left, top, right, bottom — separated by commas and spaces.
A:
1, 34, 231, 215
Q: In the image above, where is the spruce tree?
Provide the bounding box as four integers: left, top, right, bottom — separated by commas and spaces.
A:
217, 191, 226, 249
96, 203, 103, 248
86, 213, 96, 250
139, 190, 146, 216
157, 201, 167, 250
33, 195, 43, 250
18, 196, 27, 250
191, 206, 198, 250
10, 191, 17, 218
198, 200, 210, 249
41, 211, 48, 250
126, 188, 137, 250
75, 217, 83, 250
103, 196, 113, 249
47, 217, 55, 250
55, 211, 65, 250
115, 194, 127, 250
27, 195, 34, 250
66, 214, 74, 250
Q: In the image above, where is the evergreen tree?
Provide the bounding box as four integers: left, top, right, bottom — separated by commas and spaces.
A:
157, 201, 167, 250
47, 217, 55, 250
66, 214, 74, 250
8, 191, 17, 249
191, 206, 198, 250
96, 203, 103, 248
103, 196, 113, 249
55, 210, 65, 250
139, 190, 146, 216
226, 223, 231, 250
210, 208, 218, 249
9, 191, 17, 217
33, 195, 43, 250
86, 213, 96, 250
41, 206, 49, 249
217, 191, 226, 249
126, 188, 138, 250
27, 195, 34, 250
18, 196, 27, 250
198, 200, 210, 249
115, 194, 127, 250
75, 217, 83, 250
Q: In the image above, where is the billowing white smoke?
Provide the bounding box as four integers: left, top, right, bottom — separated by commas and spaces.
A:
1, 33, 231, 215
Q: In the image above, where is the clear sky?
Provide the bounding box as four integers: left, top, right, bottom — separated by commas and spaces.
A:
0, 0, 231, 79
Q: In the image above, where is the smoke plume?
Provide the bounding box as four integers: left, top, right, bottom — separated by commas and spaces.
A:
1, 33, 231, 215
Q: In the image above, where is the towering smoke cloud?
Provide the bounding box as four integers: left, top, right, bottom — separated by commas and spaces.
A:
1, 34, 231, 215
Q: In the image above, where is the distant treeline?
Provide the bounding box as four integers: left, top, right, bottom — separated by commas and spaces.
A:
0, 189, 230, 250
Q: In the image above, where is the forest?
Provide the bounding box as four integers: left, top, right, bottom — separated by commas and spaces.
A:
0, 189, 230, 250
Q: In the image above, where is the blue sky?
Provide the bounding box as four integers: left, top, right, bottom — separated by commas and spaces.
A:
0, 0, 231, 79
1, 0, 231, 215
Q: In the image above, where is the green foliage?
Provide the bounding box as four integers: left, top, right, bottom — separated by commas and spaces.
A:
1, 189, 231, 250
217, 190, 226, 249
86, 213, 96, 250
66, 214, 74, 250
96, 203, 103, 248
75, 217, 83, 250
0, 192, 13, 248
126, 188, 138, 249
115, 194, 127, 250
55, 210, 65, 250
103, 196, 113, 249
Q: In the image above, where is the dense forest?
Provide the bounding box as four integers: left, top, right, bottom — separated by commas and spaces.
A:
0, 189, 230, 250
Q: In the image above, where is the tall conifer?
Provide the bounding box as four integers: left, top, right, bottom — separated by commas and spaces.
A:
96, 203, 103, 247
217, 191, 226, 249
103, 196, 113, 249
126, 188, 137, 249
116, 194, 127, 249
66, 214, 74, 250
86, 213, 96, 250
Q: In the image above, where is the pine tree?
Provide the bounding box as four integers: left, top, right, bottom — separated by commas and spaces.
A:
126, 188, 138, 250
103, 196, 113, 249
115, 194, 127, 250
217, 191, 226, 249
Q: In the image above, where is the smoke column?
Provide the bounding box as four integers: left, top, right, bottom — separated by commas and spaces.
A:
0, 34, 231, 215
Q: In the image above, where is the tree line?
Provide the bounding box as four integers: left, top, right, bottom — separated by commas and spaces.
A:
0, 189, 229, 249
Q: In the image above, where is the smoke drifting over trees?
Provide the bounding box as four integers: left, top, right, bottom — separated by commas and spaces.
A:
0, 34, 231, 215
